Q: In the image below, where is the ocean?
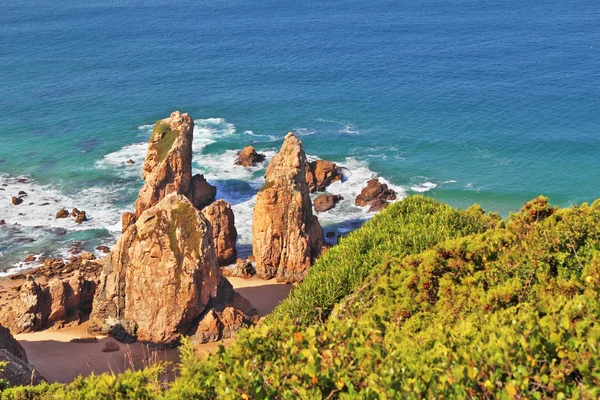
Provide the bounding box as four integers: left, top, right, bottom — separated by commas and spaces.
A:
1, 0, 599, 273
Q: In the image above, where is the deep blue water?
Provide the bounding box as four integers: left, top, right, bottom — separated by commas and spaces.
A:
1, 0, 599, 270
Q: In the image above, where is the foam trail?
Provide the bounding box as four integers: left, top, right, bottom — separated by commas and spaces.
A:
410, 182, 438, 193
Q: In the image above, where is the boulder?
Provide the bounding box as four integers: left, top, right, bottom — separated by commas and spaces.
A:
189, 174, 216, 210
0, 219, 5, 225
96, 245, 110, 254
134, 111, 195, 217
12, 196, 23, 205
88, 193, 256, 345
202, 200, 237, 266
252, 133, 324, 283
313, 194, 342, 213
69, 208, 80, 217
55, 209, 69, 219
121, 212, 136, 233
235, 146, 266, 167
305, 160, 343, 193
355, 178, 397, 212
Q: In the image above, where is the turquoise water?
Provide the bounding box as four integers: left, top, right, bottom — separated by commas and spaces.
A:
1, 0, 599, 271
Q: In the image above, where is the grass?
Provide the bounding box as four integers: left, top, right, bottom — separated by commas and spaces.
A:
150, 121, 179, 164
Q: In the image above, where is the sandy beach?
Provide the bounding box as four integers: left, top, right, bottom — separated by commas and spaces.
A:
14, 277, 292, 384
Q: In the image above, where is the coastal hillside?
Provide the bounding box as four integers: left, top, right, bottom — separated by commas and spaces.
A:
2, 195, 599, 399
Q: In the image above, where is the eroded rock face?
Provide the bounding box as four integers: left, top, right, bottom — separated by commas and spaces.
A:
89, 194, 256, 345
305, 160, 343, 193
0, 324, 45, 386
235, 146, 266, 167
202, 200, 237, 266
134, 111, 195, 217
121, 212, 136, 233
252, 133, 324, 283
355, 178, 397, 212
0, 265, 99, 334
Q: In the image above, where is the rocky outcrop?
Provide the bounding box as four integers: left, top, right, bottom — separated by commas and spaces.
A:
314, 194, 342, 213
355, 178, 397, 212
252, 133, 324, 283
0, 324, 27, 361
305, 160, 343, 193
56, 209, 69, 218
88, 194, 256, 345
0, 256, 101, 334
134, 111, 194, 217
0, 324, 44, 386
235, 146, 266, 167
201, 200, 237, 266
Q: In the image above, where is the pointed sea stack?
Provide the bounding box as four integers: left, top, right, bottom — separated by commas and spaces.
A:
252, 133, 324, 283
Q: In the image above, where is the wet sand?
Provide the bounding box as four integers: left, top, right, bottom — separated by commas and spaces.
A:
15, 276, 292, 384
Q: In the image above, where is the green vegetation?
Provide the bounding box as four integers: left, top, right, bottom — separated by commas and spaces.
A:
3, 196, 599, 399
150, 121, 179, 164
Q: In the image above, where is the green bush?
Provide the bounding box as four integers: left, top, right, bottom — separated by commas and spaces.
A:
4, 196, 600, 399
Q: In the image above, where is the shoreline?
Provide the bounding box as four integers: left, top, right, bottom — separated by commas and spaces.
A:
12, 276, 292, 384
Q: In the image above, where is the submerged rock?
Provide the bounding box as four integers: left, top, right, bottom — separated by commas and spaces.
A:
235, 146, 266, 167
355, 178, 397, 212
252, 133, 324, 283
202, 200, 237, 266
88, 194, 256, 345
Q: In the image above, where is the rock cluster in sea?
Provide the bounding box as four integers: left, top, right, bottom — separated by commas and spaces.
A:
0, 110, 398, 347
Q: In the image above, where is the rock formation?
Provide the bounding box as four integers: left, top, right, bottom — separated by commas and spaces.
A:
355, 178, 397, 212
88, 194, 256, 345
134, 111, 216, 216
202, 200, 237, 266
252, 133, 324, 283
235, 146, 266, 167
0, 324, 44, 386
305, 160, 343, 193
134, 111, 194, 216
0, 257, 101, 334
221, 258, 256, 279
314, 194, 342, 213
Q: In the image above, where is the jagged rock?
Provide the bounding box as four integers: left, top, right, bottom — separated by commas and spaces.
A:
24, 255, 36, 263
126, 159, 135, 165
305, 160, 343, 193
222, 258, 255, 279
235, 146, 265, 167
88, 193, 256, 345
12, 196, 23, 205
69, 208, 80, 217
55, 209, 69, 218
314, 194, 342, 213
0, 324, 28, 361
0, 265, 100, 333
355, 178, 397, 212
189, 174, 216, 210
0, 350, 45, 386
74, 211, 87, 223
121, 212, 136, 233
134, 111, 195, 217
190, 276, 257, 344
202, 200, 237, 266
252, 133, 324, 283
